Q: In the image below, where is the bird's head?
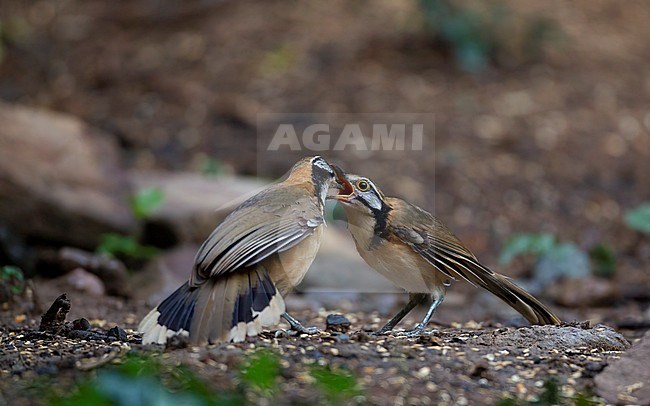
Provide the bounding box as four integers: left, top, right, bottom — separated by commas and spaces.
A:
287, 156, 345, 205
331, 165, 389, 215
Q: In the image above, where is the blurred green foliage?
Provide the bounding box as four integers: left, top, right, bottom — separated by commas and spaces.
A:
96, 233, 160, 260
260, 45, 296, 76
200, 157, 227, 177
49, 353, 240, 406
499, 233, 557, 265
624, 203, 650, 235
238, 349, 281, 396
499, 233, 616, 282
310, 365, 361, 404
419, 0, 561, 73
1, 265, 24, 295
45, 350, 363, 405
130, 187, 165, 220
497, 379, 596, 405
0, 22, 5, 64
97, 188, 165, 260
588, 244, 616, 278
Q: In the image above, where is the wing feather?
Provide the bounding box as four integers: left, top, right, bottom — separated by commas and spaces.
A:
392, 224, 519, 303
190, 186, 324, 286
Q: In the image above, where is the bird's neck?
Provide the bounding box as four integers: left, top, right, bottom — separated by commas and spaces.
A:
342, 204, 390, 250
342, 206, 377, 249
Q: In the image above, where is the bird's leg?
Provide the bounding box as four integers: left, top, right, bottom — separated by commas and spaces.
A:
404, 290, 445, 337
282, 312, 320, 334
373, 293, 429, 335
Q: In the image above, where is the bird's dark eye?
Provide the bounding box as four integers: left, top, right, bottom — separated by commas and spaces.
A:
356, 180, 370, 192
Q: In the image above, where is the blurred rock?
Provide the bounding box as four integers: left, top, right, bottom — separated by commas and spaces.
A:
470, 324, 629, 354
0, 102, 135, 249
130, 170, 267, 244
547, 277, 619, 308
298, 224, 397, 294
63, 268, 106, 296
595, 331, 650, 405
132, 244, 199, 305
37, 247, 131, 297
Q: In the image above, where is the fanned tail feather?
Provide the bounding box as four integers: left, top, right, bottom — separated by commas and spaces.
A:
139, 267, 286, 345
139, 283, 197, 344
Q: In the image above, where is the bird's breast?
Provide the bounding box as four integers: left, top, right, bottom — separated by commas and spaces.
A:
267, 225, 323, 295
344, 212, 436, 293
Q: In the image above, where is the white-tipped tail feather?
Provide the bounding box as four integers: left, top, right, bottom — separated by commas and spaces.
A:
139, 308, 190, 345
138, 269, 286, 345
230, 293, 285, 342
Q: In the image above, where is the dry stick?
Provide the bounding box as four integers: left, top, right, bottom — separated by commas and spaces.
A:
76, 345, 125, 371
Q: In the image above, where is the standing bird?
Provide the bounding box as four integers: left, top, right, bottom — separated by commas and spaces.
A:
139, 156, 342, 344
332, 167, 560, 335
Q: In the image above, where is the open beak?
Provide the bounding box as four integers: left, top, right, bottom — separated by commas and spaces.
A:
331, 164, 354, 202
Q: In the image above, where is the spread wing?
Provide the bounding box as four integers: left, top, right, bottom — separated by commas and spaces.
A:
190, 185, 323, 287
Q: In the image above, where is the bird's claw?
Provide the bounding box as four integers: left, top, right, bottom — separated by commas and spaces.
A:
370, 328, 391, 336
274, 329, 297, 338
392, 324, 436, 337
274, 326, 320, 338
290, 326, 321, 335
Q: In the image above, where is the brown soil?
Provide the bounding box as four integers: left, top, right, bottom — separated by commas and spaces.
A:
0, 280, 638, 405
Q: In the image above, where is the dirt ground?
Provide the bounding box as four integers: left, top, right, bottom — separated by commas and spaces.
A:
0, 279, 637, 405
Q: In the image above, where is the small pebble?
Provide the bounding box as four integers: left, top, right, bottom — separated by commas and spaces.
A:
325, 314, 351, 333
72, 318, 91, 331
107, 326, 127, 342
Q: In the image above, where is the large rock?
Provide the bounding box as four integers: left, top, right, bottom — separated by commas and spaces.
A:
470, 324, 630, 354
0, 102, 135, 249
595, 331, 650, 405
130, 170, 268, 244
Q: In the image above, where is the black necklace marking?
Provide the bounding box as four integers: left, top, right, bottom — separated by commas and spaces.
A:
356, 192, 391, 247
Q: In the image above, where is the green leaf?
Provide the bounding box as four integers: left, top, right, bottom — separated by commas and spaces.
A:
535, 242, 591, 284
310, 365, 361, 403
96, 233, 160, 259
49, 353, 240, 406
624, 203, 650, 235
1, 265, 25, 295
589, 244, 616, 278
130, 187, 165, 219
239, 349, 281, 396
200, 158, 226, 177
532, 379, 560, 405
573, 392, 597, 406
498, 233, 557, 265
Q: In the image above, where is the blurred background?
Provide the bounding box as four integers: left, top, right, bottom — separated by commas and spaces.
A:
0, 0, 649, 331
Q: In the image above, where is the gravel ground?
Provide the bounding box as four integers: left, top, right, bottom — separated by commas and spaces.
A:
0, 286, 635, 406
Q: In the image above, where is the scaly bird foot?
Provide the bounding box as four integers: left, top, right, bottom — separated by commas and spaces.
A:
370, 327, 393, 336
392, 324, 436, 337
293, 325, 320, 335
